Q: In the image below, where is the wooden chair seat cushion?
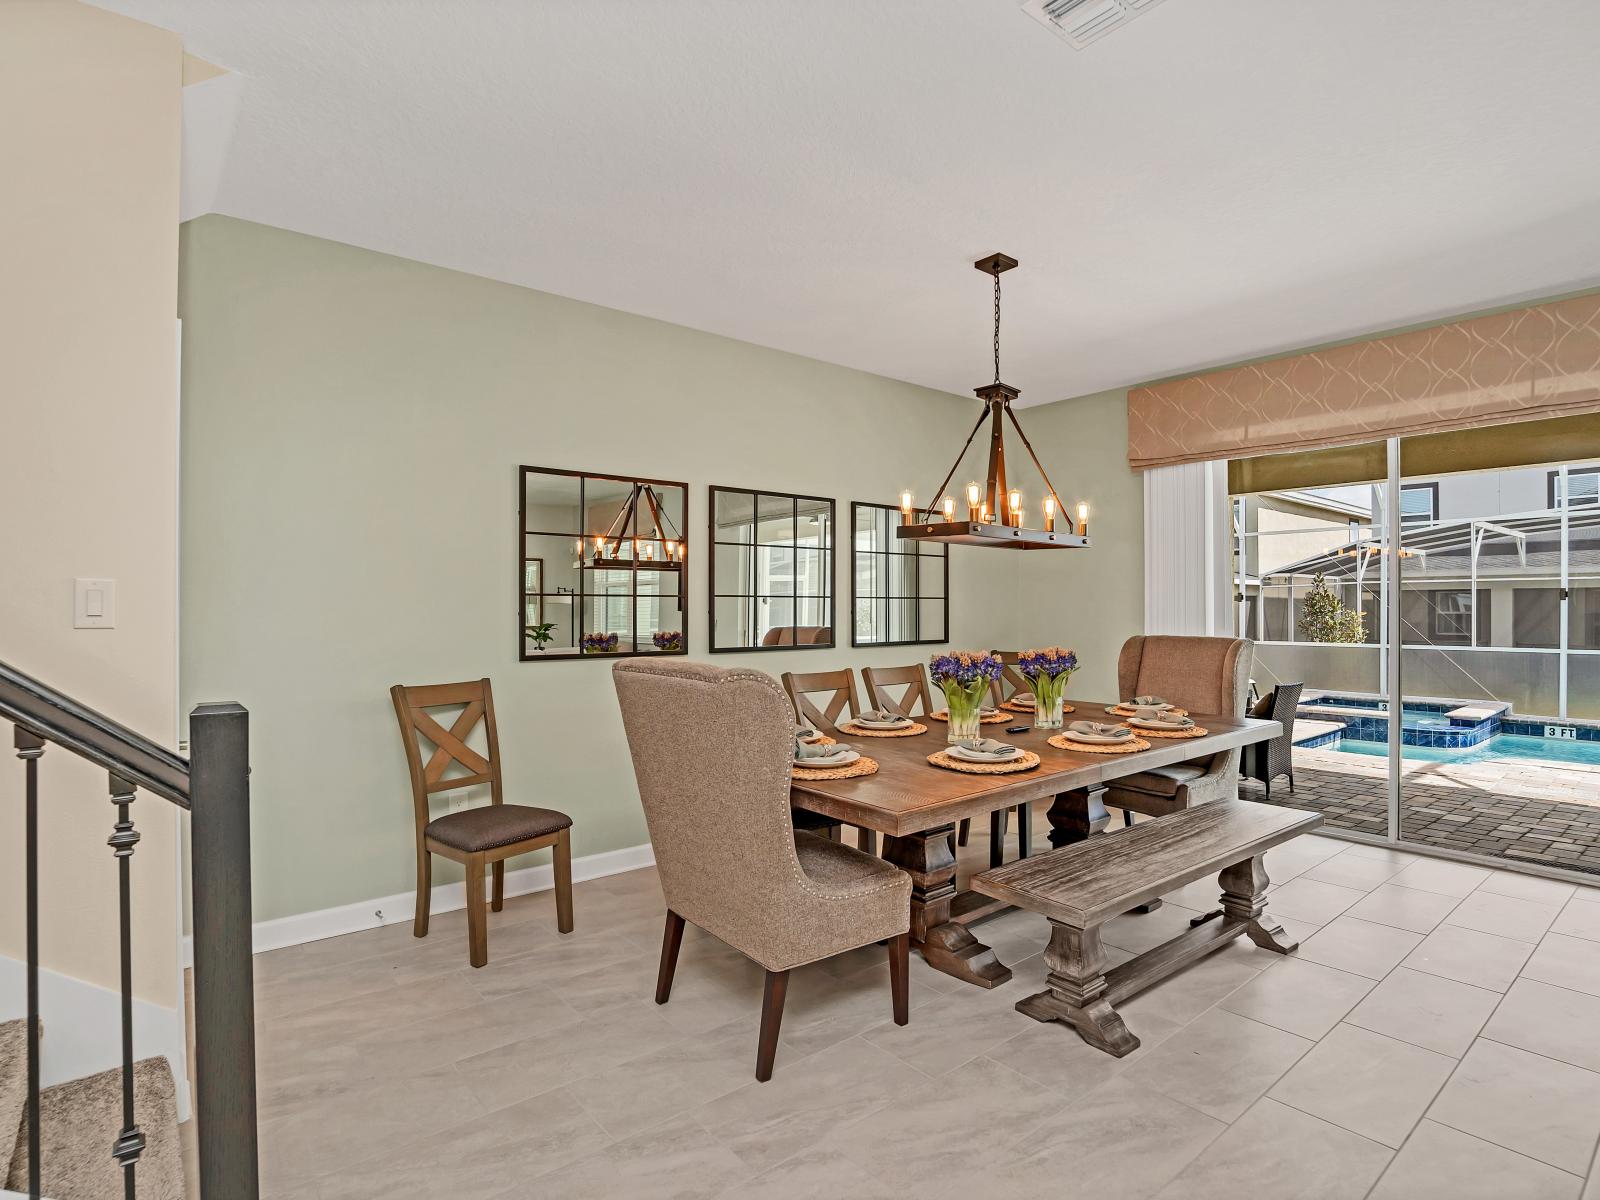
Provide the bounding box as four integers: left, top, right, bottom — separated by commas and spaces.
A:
426, 803, 572, 853
1109, 762, 1207, 797
791, 808, 840, 832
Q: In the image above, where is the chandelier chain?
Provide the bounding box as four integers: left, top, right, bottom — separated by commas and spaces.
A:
992, 272, 1002, 385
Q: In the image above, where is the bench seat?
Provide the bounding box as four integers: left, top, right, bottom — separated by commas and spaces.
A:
972, 799, 1321, 1056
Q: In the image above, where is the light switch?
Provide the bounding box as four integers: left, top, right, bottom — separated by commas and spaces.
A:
73, 578, 116, 629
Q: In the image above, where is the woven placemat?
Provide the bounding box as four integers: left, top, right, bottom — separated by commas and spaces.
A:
930, 711, 1013, 725
1003, 698, 1074, 715
793, 756, 879, 781
1048, 733, 1152, 755
1107, 704, 1189, 718
926, 750, 1040, 775
839, 720, 928, 738
1129, 725, 1209, 739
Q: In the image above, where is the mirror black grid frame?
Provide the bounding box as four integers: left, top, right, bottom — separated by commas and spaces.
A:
707, 485, 837, 653
518, 464, 690, 662
850, 501, 950, 649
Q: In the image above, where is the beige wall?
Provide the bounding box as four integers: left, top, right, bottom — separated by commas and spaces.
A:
0, 1, 183, 1006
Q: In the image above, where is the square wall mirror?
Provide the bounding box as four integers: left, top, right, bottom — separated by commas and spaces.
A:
852, 501, 949, 647
519, 466, 689, 660
709, 486, 835, 651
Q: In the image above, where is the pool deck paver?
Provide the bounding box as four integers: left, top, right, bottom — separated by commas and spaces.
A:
1243, 747, 1600, 876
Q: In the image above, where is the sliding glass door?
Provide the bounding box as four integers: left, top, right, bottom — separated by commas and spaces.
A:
1230, 423, 1600, 879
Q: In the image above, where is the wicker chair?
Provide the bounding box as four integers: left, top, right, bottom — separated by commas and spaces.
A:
1242, 682, 1303, 797
612, 660, 911, 1081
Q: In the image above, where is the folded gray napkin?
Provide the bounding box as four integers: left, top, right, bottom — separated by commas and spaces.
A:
959, 737, 1017, 757
858, 709, 908, 724
1010, 693, 1035, 706
1131, 695, 1167, 707
795, 738, 849, 761
1068, 720, 1133, 739
796, 726, 821, 741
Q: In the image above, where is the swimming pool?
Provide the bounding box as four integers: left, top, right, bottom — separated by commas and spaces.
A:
1306, 697, 1457, 727
1336, 733, 1600, 768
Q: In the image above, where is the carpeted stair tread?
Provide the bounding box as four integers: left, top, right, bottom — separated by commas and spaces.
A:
6, 1056, 184, 1200
0, 1020, 26, 1184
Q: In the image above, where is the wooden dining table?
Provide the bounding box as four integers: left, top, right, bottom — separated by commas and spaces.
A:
789, 705, 1283, 988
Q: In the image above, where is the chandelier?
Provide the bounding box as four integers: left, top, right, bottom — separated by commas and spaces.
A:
896, 254, 1091, 551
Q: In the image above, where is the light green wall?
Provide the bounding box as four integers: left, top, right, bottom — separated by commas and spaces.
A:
177, 215, 1140, 924
1010, 389, 1144, 701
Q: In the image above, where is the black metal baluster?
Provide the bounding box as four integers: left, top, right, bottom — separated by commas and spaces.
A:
108, 772, 144, 1198
15, 726, 44, 1200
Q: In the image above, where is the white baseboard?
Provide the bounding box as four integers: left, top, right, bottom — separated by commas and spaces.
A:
182, 841, 655, 966
0, 955, 190, 1122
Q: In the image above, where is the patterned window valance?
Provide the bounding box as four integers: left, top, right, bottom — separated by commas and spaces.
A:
1127, 293, 1600, 469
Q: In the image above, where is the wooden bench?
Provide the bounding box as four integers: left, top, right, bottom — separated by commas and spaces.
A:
972, 799, 1321, 1057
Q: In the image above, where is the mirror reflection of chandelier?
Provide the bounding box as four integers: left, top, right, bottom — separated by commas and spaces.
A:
896, 254, 1093, 551
580, 483, 685, 570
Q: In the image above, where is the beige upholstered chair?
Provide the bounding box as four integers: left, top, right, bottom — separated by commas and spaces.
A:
613, 660, 911, 1081
1104, 635, 1254, 822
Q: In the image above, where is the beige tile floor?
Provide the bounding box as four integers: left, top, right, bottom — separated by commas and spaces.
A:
186, 816, 1600, 1200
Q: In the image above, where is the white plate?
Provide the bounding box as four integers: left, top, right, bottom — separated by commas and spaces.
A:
795, 749, 860, 769
948, 744, 1023, 763
854, 717, 912, 730
1126, 700, 1174, 711
1128, 716, 1194, 731
1066, 729, 1134, 745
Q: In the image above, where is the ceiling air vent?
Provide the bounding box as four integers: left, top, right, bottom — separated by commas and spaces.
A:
1021, 0, 1171, 49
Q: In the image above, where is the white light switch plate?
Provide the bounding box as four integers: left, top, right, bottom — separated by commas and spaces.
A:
74, 578, 116, 629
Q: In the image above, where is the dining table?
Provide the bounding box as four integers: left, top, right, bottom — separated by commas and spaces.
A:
789, 704, 1283, 988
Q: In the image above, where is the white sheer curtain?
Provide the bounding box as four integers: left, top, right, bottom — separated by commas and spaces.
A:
1143, 461, 1231, 637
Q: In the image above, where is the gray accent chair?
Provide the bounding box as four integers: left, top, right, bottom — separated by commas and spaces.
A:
613, 659, 912, 1081
1104, 635, 1254, 825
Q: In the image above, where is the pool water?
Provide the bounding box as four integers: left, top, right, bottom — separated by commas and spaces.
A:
1310, 698, 1455, 726
1337, 734, 1600, 768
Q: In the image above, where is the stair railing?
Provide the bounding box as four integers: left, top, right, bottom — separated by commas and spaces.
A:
1, 659, 258, 1199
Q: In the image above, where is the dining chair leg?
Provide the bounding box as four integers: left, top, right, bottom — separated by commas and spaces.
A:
413, 848, 432, 938
957, 818, 970, 847
857, 827, 878, 855
491, 859, 505, 912
554, 827, 575, 934
655, 910, 685, 1004
465, 853, 488, 968
1015, 802, 1032, 858
755, 969, 790, 1082
887, 933, 910, 1026
1122, 808, 1134, 828
990, 809, 1009, 869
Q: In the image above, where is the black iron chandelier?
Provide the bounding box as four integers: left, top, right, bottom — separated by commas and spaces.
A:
895, 253, 1092, 551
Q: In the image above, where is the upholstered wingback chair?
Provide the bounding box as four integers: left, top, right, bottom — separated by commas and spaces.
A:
612, 659, 911, 1080
1105, 635, 1254, 821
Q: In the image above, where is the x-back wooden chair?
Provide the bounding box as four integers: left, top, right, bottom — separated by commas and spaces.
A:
981, 651, 1036, 867
862, 663, 972, 849
391, 678, 573, 967
781, 668, 880, 852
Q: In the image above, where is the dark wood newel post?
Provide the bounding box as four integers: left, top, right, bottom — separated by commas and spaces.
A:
188, 702, 259, 1200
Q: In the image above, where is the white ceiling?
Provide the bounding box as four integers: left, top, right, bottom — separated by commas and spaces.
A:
105, 0, 1600, 404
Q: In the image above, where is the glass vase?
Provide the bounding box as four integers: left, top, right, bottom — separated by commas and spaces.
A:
1030, 673, 1071, 729
941, 679, 988, 745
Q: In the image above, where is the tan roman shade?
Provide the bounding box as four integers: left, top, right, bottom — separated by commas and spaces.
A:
1128, 293, 1600, 469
